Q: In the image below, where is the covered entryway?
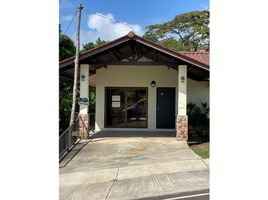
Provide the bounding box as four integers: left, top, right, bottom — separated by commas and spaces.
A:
156, 87, 176, 129
59, 31, 209, 140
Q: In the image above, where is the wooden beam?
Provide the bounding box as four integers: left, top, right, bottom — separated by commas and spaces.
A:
59, 63, 75, 71
135, 37, 209, 71
88, 61, 178, 66
142, 48, 151, 57
109, 49, 120, 61
127, 41, 135, 61
133, 41, 141, 61
187, 65, 194, 73
153, 49, 157, 62
90, 56, 100, 63
115, 49, 131, 61
136, 41, 141, 57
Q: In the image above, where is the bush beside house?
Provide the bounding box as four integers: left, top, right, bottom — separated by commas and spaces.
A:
187, 102, 209, 142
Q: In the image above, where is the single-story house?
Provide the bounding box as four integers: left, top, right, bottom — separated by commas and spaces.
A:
59, 31, 209, 141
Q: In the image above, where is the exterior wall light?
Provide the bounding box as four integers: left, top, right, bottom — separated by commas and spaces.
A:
151, 80, 156, 87
81, 75, 85, 81
181, 76, 185, 83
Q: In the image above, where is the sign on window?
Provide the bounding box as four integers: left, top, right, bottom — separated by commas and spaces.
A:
112, 95, 120, 101
112, 101, 120, 107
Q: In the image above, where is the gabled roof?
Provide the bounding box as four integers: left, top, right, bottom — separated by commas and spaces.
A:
60, 32, 209, 81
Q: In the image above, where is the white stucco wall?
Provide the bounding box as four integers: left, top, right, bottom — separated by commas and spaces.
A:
95, 64, 209, 131
79, 64, 89, 114
178, 65, 187, 116
187, 79, 209, 106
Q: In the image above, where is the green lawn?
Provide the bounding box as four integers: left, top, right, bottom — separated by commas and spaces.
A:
189, 142, 209, 159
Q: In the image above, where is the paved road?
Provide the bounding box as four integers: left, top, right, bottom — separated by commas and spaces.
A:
139, 189, 209, 200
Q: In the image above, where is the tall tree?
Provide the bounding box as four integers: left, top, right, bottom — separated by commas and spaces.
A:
81, 37, 108, 52
95, 37, 107, 47
59, 26, 105, 134
59, 34, 76, 61
81, 42, 95, 52
59, 25, 76, 134
144, 10, 209, 52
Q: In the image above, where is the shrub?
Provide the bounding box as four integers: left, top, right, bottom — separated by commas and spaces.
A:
187, 102, 209, 135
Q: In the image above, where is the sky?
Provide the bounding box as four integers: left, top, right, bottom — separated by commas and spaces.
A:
59, 0, 209, 45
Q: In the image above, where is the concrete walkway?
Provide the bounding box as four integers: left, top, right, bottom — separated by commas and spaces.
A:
59, 132, 209, 200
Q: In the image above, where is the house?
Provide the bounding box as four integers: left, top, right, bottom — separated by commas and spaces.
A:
59, 31, 209, 141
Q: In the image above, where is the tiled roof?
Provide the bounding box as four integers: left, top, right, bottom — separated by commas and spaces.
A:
60, 32, 209, 70
179, 52, 209, 67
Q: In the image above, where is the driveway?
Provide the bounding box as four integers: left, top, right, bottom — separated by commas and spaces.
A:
59, 131, 209, 200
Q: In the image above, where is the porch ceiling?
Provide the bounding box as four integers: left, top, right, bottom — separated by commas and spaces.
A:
60, 32, 209, 82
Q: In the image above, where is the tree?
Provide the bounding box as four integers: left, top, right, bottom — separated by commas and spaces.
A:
59, 77, 73, 134
144, 10, 209, 52
157, 38, 191, 52
59, 26, 103, 134
59, 34, 76, 61
59, 25, 76, 60
81, 42, 95, 52
81, 37, 108, 52
95, 37, 107, 47
59, 25, 76, 134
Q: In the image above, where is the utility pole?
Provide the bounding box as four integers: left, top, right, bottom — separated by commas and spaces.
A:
70, 4, 83, 126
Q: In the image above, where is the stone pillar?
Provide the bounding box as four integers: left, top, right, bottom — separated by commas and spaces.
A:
176, 65, 188, 141
79, 64, 89, 138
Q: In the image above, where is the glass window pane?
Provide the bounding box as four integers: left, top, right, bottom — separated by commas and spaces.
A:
126, 88, 147, 128
106, 88, 125, 127
105, 87, 148, 128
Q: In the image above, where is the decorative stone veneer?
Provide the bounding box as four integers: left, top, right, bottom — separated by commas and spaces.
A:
176, 115, 188, 141
79, 114, 89, 139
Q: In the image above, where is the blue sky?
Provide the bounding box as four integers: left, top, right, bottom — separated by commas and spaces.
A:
59, 0, 209, 45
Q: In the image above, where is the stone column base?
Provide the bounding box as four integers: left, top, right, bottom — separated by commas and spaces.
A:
79, 114, 89, 139
176, 115, 188, 141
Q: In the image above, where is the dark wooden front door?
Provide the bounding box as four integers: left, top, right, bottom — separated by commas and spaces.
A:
156, 87, 175, 129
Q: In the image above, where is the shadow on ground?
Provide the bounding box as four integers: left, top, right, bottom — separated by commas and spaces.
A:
59, 140, 90, 168
90, 130, 176, 138
188, 136, 209, 146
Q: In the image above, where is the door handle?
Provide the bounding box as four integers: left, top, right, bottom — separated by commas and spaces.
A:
157, 107, 159, 111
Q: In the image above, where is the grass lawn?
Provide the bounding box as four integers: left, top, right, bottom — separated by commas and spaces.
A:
189, 142, 209, 159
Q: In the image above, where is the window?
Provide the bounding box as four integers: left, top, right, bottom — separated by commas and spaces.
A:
105, 87, 148, 128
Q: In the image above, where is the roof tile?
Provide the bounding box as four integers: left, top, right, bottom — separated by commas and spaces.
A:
178, 52, 209, 67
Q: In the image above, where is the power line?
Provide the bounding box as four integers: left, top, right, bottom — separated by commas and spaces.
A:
63, 10, 77, 34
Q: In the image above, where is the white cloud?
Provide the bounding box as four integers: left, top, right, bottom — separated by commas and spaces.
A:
80, 13, 144, 44
62, 15, 73, 22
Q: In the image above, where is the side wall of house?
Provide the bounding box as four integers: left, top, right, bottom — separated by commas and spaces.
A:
95, 65, 209, 131
187, 79, 209, 106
